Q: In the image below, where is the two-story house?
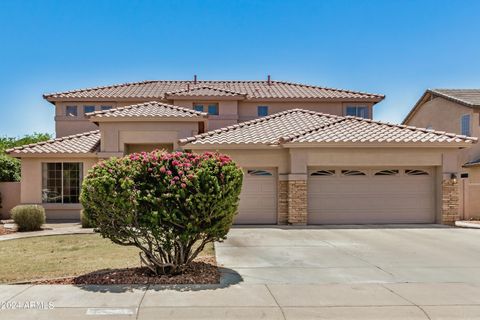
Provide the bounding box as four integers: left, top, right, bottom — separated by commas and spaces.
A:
7, 78, 476, 225
403, 89, 480, 220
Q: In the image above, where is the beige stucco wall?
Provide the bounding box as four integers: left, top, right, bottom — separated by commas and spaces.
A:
20, 157, 98, 220
53, 99, 375, 136
99, 121, 200, 154
0, 182, 21, 218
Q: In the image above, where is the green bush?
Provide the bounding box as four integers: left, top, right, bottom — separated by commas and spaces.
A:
0, 155, 20, 182
80, 210, 96, 228
11, 205, 46, 231
81, 151, 243, 275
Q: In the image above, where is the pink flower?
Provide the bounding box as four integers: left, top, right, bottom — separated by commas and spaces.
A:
166, 170, 172, 175
160, 166, 166, 173
170, 180, 176, 185
173, 176, 180, 181
148, 168, 153, 172
178, 170, 184, 176
181, 183, 186, 188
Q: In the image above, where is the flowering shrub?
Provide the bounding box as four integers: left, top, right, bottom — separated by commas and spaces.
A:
80, 151, 243, 275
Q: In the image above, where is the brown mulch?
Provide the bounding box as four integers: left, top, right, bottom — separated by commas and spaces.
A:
31, 256, 219, 285
0, 225, 15, 235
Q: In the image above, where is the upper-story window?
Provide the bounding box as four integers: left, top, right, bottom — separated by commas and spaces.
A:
66, 106, 78, 117
461, 114, 471, 136
257, 106, 269, 117
346, 105, 369, 118
101, 106, 112, 111
207, 103, 219, 115
83, 105, 95, 114
194, 104, 204, 112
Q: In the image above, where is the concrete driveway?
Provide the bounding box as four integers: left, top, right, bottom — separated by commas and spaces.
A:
216, 225, 480, 284
3, 225, 480, 319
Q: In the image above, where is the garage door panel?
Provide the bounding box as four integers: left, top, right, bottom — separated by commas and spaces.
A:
308, 167, 435, 224
235, 168, 277, 225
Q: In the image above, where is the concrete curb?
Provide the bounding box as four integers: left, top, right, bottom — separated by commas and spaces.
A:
455, 221, 480, 229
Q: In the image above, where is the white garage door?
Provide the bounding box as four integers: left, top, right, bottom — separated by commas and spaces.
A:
235, 168, 277, 224
308, 168, 435, 224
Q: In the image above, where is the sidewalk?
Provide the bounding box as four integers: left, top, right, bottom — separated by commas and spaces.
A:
0, 222, 93, 241
1, 282, 480, 319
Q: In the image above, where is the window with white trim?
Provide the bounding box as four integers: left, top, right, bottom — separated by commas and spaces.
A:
346, 106, 369, 118
83, 105, 95, 114
461, 114, 471, 136
42, 163, 83, 203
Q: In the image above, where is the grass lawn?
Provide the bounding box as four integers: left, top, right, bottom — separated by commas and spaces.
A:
0, 234, 214, 284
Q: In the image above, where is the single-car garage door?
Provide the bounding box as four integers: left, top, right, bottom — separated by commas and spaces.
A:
235, 168, 277, 224
308, 167, 435, 224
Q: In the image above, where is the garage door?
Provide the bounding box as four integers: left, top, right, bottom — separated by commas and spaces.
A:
308, 168, 435, 224
235, 168, 277, 224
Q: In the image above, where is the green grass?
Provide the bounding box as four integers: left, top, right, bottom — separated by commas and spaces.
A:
0, 234, 214, 283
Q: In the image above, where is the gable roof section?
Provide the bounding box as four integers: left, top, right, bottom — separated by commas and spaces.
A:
43, 80, 384, 102
86, 101, 207, 121
180, 109, 476, 147
166, 85, 246, 97
403, 89, 480, 124
6, 131, 100, 156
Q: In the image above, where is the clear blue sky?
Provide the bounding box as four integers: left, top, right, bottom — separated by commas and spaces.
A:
1, 0, 479, 136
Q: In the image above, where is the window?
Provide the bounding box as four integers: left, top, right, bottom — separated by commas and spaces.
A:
374, 169, 399, 176
207, 104, 219, 115
346, 106, 369, 118
247, 169, 273, 176
101, 106, 112, 111
461, 114, 471, 136
405, 169, 429, 176
341, 170, 366, 176
42, 163, 83, 203
257, 106, 269, 117
66, 106, 78, 117
311, 170, 335, 176
194, 104, 204, 112
83, 105, 95, 114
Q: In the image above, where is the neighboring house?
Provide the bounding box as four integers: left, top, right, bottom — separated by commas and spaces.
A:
6, 79, 476, 225
403, 89, 480, 220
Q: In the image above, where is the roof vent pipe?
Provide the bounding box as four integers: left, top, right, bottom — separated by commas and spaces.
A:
267, 75, 271, 85
194, 75, 197, 85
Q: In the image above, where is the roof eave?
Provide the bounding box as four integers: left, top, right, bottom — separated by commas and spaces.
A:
90, 116, 207, 124
8, 152, 99, 158
283, 141, 476, 148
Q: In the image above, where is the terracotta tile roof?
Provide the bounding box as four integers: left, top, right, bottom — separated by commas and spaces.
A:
166, 86, 246, 97
6, 131, 100, 155
180, 109, 476, 146
87, 101, 207, 119
43, 80, 384, 101
429, 89, 480, 107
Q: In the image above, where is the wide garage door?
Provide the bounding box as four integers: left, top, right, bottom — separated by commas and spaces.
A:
235, 168, 277, 224
308, 167, 435, 224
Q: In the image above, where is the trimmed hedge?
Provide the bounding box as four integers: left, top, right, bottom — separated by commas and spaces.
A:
81, 151, 243, 275
11, 205, 45, 231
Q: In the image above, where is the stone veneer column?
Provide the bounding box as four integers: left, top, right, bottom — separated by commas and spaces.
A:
277, 180, 289, 224
442, 179, 460, 225
287, 180, 308, 225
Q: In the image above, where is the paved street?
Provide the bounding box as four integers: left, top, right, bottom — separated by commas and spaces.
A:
2, 225, 480, 319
